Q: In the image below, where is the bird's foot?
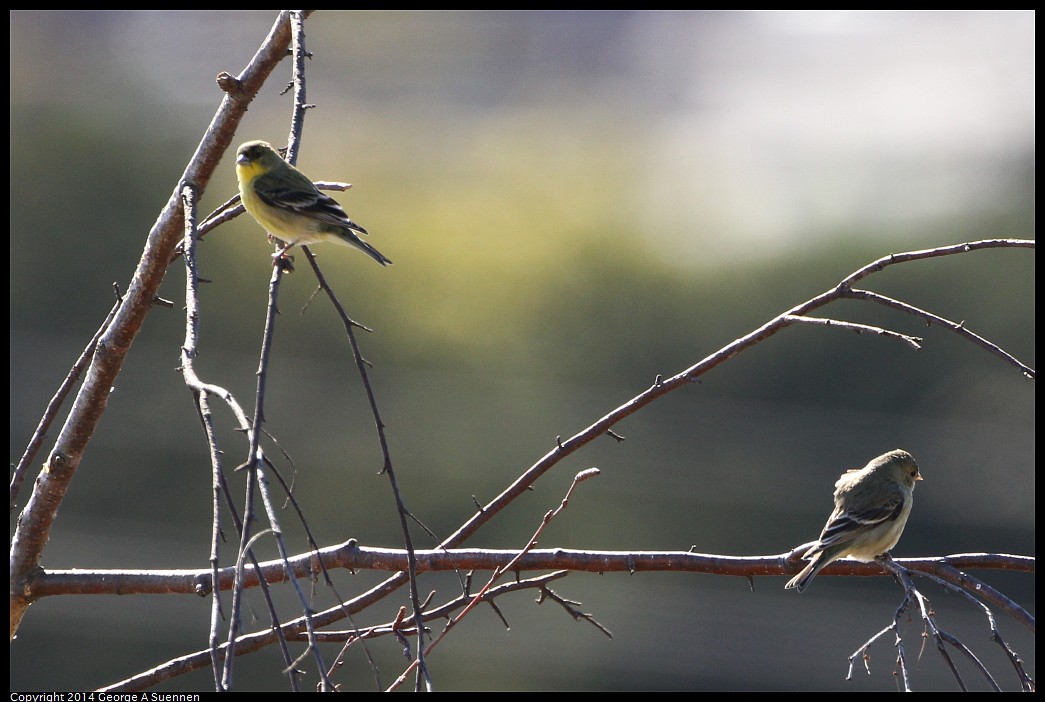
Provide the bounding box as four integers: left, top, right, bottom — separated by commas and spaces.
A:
272, 250, 296, 272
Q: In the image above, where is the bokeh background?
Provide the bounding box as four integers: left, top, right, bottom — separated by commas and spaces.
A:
10, 10, 1034, 692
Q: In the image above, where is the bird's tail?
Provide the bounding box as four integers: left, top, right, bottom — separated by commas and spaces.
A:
357, 238, 393, 266
340, 224, 392, 266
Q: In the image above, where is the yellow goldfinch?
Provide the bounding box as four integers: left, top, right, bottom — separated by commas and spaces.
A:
785, 449, 922, 593
235, 140, 392, 265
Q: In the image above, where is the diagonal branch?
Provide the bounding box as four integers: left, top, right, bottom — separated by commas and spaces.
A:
842, 288, 1035, 377
87, 239, 1033, 688
440, 239, 1034, 553
9, 9, 309, 640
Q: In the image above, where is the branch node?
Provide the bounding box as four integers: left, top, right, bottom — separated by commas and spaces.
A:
215, 71, 242, 94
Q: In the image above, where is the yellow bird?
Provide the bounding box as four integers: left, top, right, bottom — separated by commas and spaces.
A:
235, 140, 391, 265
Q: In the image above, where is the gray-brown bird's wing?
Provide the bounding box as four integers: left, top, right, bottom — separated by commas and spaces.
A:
814, 484, 906, 551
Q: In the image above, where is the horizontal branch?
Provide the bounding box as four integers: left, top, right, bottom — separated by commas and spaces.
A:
90, 544, 1033, 692
28, 543, 1034, 598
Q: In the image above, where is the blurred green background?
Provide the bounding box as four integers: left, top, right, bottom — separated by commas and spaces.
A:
10, 10, 1034, 691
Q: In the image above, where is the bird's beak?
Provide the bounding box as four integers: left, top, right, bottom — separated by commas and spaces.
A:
236, 153, 249, 166
915, 474, 923, 481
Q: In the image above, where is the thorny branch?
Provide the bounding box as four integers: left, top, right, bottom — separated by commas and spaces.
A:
9, 8, 1032, 694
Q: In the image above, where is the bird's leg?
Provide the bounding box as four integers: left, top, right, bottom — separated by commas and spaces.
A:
267, 234, 296, 270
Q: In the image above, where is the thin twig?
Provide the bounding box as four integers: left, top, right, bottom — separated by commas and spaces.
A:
301, 246, 432, 689
386, 469, 600, 691
843, 288, 1035, 377
782, 314, 923, 349
177, 194, 299, 690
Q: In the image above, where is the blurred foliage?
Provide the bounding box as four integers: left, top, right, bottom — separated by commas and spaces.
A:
10, 10, 1033, 692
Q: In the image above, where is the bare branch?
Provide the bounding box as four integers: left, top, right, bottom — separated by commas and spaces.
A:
10, 9, 309, 640
843, 288, 1035, 377
782, 314, 923, 349
843, 554, 1036, 691
437, 239, 1034, 559
11, 8, 1033, 692
28, 549, 1034, 600
387, 469, 600, 691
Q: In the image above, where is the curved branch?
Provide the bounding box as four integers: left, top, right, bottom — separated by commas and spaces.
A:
442, 239, 1034, 552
